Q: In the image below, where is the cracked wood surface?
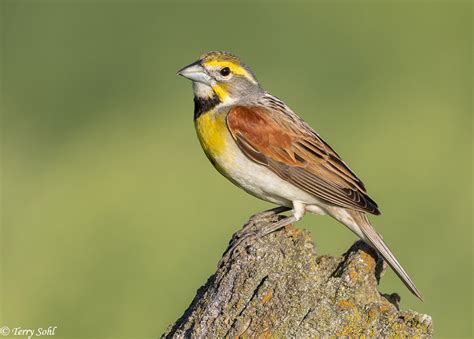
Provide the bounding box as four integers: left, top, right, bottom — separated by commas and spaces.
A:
163, 212, 432, 337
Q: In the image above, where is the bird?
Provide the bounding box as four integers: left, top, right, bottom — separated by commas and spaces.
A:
177, 51, 422, 300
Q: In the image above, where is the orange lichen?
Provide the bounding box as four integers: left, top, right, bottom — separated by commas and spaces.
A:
284, 224, 302, 237
257, 330, 273, 339
359, 251, 376, 272
349, 270, 359, 281
368, 307, 378, 320
261, 290, 273, 304
380, 302, 392, 313
338, 299, 355, 309
337, 326, 351, 336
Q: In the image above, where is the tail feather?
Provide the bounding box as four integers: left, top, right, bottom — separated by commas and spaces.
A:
357, 216, 423, 300
330, 208, 423, 300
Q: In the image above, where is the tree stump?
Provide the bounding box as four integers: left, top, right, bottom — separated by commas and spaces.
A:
163, 212, 432, 337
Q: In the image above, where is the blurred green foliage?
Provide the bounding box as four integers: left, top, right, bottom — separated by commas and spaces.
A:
1, 1, 472, 337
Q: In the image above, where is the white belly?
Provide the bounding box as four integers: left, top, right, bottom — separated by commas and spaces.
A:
215, 132, 326, 214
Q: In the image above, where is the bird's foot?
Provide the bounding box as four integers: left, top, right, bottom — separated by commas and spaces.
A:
248, 206, 291, 223
218, 211, 296, 267
228, 206, 291, 250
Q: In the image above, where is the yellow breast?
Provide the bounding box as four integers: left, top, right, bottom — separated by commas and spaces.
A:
194, 110, 229, 162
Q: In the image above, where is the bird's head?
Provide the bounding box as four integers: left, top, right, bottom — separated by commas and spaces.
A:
177, 51, 262, 105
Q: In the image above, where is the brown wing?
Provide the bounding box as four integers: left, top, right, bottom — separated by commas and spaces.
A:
226, 105, 380, 215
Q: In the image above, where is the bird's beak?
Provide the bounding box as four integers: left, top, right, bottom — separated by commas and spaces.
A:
177, 60, 212, 85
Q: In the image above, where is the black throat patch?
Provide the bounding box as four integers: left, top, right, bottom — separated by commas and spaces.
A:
194, 95, 221, 120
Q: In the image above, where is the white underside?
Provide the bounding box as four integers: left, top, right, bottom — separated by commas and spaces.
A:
212, 127, 365, 237
216, 131, 332, 219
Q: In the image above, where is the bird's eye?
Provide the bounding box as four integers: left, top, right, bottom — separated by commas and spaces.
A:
220, 67, 231, 76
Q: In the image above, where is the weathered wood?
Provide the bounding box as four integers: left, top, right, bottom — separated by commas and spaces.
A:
163, 212, 432, 337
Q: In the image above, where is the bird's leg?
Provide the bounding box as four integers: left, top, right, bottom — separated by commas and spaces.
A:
219, 202, 305, 266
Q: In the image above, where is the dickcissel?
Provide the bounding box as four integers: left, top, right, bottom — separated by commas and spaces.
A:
177, 51, 422, 300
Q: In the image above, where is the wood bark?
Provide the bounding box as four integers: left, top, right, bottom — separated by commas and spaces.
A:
163, 212, 432, 337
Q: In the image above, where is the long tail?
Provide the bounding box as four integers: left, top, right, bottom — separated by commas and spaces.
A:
330, 208, 423, 300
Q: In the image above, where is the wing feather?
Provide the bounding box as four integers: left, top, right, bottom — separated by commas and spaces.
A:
227, 104, 380, 215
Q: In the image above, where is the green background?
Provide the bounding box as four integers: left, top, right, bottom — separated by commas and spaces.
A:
1, 1, 472, 337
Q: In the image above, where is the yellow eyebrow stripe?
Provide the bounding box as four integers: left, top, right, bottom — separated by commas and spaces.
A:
203, 60, 250, 77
